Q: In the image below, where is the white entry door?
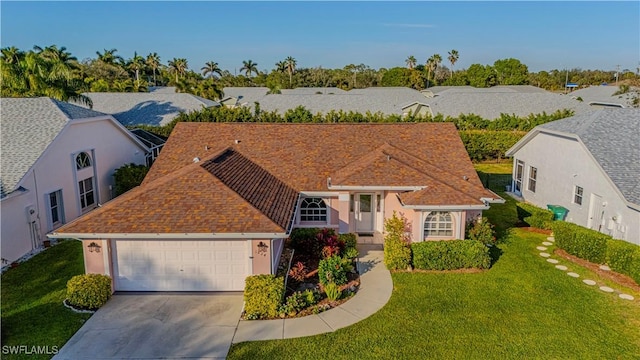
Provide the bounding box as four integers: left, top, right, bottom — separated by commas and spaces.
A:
113, 240, 248, 291
355, 193, 375, 233
587, 193, 605, 232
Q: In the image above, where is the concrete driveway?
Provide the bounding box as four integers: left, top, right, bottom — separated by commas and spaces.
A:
54, 293, 244, 360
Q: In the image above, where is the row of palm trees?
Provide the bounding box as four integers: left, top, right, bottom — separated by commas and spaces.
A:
406, 50, 459, 86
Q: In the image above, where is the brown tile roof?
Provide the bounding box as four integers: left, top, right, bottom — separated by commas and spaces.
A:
53, 151, 291, 235
55, 123, 500, 236
201, 148, 298, 230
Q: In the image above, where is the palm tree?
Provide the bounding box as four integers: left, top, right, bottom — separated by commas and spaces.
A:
285, 56, 296, 88
426, 54, 442, 88
146, 52, 161, 86
240, 60, 258, 78
168, 57, 188, 83
201, 61, 222, 79
127, 52, 145, 82
34, 45, 79, 81
96, 48, 123, 65
406, 55, 417, 70
275, 61, 287, 73
448, 49, 459, 77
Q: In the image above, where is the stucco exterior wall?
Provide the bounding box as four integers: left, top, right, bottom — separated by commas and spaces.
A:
1, 119, 146, 263
83, 239, 107, 274
383, 191, 417, 240
511, 132, 639, 245
251, 239, 272, 275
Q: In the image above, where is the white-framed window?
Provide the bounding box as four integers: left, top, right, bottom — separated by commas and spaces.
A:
78, 177, 96, 211
528, 166, 537, 193
300, 198, 327, 222
574, 186, 583, 205
76, 152, 92, 170
424, 211, 453, 238
47, 190, 64, 229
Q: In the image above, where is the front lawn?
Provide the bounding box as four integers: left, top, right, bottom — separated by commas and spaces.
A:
228, 228, 640, 359
1, 240, 91, 360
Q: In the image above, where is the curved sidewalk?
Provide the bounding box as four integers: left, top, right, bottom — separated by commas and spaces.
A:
232, 245, 392, 343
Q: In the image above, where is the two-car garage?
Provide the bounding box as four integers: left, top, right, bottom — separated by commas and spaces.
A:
111, 240, 249, 291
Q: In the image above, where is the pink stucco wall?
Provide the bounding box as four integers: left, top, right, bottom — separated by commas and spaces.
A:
329, 198, 340, 226
251, 239, 272, 275
83, 239, 106, 274
384, 191, 416, 241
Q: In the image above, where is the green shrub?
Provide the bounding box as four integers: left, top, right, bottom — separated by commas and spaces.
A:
243, 275, 284, 319
318, 255, 352, 286
516, 202, 554, 230
412, 240, 491, 270
606, 239, 640, 285
383, 211, 412, 270
66, 274, 112, 310
279, 291, 309, 316
552, 222, 608, 264
343, 247, 360, 260
339, 233, 357, 251
324, 282, 342, 301
288, 228, 322, 257
303, 288, 320, 306
466, 218, 497, 246
113, 163, 149, 196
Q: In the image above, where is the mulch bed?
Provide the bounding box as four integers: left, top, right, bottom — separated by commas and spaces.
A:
553, 248, 640, 293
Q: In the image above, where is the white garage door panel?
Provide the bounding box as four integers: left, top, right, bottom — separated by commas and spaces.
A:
114, 240, 248, 291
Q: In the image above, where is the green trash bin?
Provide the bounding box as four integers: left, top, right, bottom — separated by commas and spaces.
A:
547, 205, 568, 221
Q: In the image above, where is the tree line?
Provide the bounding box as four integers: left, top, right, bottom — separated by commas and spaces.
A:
2, 45, 637, 106
133, 105, 573, 162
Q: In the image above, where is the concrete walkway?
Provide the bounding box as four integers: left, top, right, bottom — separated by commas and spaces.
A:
232, 245, 392, 343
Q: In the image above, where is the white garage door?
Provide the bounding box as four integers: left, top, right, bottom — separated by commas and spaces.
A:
113, 240, 248, 291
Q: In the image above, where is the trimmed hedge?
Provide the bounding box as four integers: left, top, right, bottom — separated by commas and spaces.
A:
243, 274, 284, 319
412, 240, 491, 270
552, 222, 607, 264
66, 274, 112, 310
606, 239, 640, 285
516, 202, 554, 230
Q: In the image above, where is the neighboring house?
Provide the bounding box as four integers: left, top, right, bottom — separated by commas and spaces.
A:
0, 97, 149, 263
568, 85, 639, 108
506, 109, 640, 245
79, 92, 220, 126
49, 123, 502, 292
220, 87, 270, 108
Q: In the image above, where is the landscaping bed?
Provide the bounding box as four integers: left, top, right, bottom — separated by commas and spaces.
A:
242, 229, 361, 320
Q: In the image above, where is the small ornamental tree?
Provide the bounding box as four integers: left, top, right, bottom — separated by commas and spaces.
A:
466, 218, 497, 246
383, 211, 412, 270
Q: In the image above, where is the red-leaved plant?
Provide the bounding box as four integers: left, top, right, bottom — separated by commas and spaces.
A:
288, 261, 308, 282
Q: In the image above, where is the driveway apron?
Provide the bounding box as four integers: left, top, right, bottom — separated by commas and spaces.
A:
54, 293, 244, 360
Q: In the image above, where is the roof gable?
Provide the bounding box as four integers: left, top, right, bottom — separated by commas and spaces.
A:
0, 97, 107, 197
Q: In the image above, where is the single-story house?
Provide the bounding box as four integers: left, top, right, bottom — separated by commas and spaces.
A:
506, 108, 640, 245
49, 123, 502, 292
568, 85, 639, 109
0, 97, 149, 264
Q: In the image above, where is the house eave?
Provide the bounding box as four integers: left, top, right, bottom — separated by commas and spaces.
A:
327, 185, 426, 191
47, 232, 288, 240
401, 204, 490, 210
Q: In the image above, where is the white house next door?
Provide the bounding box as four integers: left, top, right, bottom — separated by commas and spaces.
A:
355, 193, 375, 233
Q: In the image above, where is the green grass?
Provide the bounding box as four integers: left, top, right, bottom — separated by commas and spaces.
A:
229, 162, 640, 359
229, 229, 640, 359
1, 240, 91, 360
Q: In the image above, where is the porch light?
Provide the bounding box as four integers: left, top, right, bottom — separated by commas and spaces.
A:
88, 242, 101, 253
257, 241, 268, 256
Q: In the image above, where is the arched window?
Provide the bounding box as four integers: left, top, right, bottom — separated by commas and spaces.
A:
76, 152, 92, 170
424, 211, 453, 238
300, 198, 327, 222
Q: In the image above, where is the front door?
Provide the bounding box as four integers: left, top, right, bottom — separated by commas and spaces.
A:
355, 193, 375, 233
588, 193, 605, 232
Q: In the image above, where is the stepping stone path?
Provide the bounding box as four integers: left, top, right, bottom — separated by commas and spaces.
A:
546, 259, 559, 264
599, 265, 611, 271
567, 272, 580, 278
546, 236, 555, 242
542, 242, 553, 246
583, 279, 597, 286
619, 294, 635, 301
536, 246, 548, 251
555, 265, 568, 271
599, 286, 614, 293
539, 252, 551, 258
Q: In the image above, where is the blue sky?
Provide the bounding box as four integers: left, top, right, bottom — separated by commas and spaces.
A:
2, 1, 638, 73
